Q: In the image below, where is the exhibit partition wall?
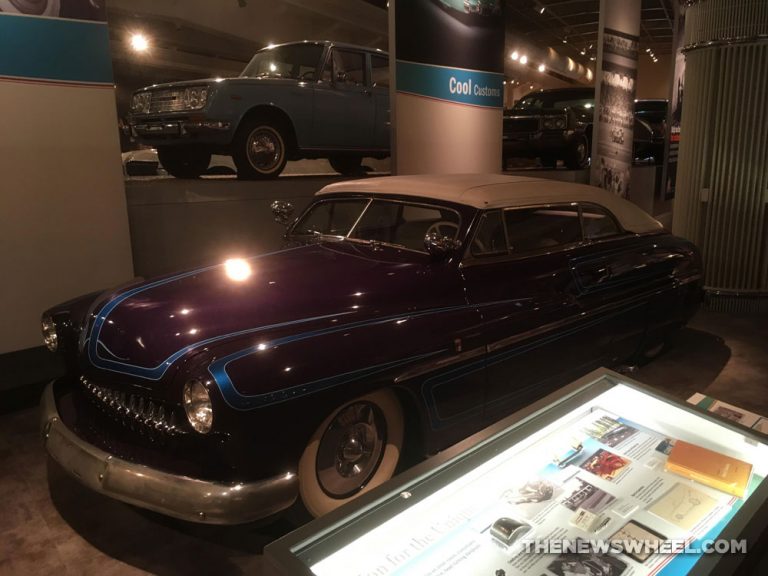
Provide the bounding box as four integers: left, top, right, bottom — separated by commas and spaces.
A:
390, 0, 505, 174
589, 0, 641, 199
0, 8, 133, 367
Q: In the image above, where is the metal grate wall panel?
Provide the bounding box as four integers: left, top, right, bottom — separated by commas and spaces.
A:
674, 0, 768, 311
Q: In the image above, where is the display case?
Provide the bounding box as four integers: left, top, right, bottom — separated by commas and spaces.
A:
265, 368, 768, 576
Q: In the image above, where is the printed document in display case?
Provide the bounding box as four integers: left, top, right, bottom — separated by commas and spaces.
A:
265, 368, 768, 576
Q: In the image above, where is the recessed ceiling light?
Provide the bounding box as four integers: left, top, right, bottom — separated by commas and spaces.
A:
520, 55, 528, 65
538, 63, 546, 72
511, 51, 519, 60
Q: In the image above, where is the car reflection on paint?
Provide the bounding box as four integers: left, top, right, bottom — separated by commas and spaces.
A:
40, 174, 702, 524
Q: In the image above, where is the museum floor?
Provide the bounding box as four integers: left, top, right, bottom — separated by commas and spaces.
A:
1, 308, 767, 575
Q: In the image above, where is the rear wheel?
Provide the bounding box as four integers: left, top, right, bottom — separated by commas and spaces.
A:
157, 146, 211, 179
298, 389, 403, 517
329, 155, 364, 176
565, 136, 589, 170
232, 118, 288, 179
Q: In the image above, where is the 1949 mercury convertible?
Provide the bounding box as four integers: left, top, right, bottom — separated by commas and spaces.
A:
40, 175, 702, 523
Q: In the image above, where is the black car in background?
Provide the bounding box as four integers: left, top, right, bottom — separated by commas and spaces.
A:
503, 88, 660, 170
634, 98, 668, 162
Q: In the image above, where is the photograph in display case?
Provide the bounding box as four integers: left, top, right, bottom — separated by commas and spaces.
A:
609, 520, 666, 563
579, 449, 631, 482
648, 483, 720, 531
561, 478, 615, 513
264, 369, 768, 576
546, 545, 627, 576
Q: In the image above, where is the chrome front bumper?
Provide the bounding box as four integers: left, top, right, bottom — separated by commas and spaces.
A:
40, 381, 298, 524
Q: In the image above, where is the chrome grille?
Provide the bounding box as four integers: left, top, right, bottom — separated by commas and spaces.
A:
504, 117, 540, 133
148, 89, 187, 114
80, 376, 183, 435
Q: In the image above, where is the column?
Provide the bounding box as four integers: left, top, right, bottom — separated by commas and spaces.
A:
390, 0, 506, 174
0, 5, 134, 356
590, 0, 642, 198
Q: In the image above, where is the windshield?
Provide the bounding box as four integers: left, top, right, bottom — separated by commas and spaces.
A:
291, 198, 461, 253
241, 44, 324, 80
514, 92, 594, 111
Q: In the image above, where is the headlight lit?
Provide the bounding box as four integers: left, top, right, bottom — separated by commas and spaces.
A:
42, 315, 58, 352
183, 379, 213, 434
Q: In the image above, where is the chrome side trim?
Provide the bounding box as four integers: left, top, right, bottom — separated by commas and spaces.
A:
41, 382, 298, 524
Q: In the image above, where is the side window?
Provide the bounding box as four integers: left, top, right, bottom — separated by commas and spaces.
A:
505, 205, 581, 253
471, 210, 508, 257
333, 50, 366, 86
581, 204, 621, 239
371, 55, 389, 88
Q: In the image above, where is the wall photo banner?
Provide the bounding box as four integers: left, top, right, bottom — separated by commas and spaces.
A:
591, 26, 640, 199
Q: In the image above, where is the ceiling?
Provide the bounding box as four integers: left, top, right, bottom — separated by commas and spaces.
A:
507, 0, 675, 64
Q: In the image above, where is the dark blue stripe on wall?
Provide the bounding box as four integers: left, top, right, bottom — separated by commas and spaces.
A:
0, 14, 113, 84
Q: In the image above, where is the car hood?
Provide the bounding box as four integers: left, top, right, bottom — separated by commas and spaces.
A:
84, 242, 456, 376
137, 77, 298, 92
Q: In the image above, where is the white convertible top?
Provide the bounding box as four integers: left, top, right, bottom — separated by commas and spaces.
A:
317, 174, 662, 234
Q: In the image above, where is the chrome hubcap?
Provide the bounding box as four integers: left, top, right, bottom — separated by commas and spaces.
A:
246, 128, 282, 172
316, 402, 386, 498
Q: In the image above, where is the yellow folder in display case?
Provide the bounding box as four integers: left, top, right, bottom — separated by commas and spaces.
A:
665, 441, 753, 498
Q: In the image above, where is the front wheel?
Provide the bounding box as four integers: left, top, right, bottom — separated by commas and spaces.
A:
232, 119, 288, 179
329, 155, 363, 176
298, 389, 403, 517
157, 146, 211, 179
565, 136, 590, 170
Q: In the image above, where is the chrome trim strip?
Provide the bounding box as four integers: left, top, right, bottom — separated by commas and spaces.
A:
41, 382, 298, 524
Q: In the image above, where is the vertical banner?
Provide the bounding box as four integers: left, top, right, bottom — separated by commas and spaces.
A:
590, 0, 641, 198
391, 0, 505, 174
663, 1, 687, 201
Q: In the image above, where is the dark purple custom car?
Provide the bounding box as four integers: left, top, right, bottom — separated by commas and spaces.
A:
40, 174, 702, 524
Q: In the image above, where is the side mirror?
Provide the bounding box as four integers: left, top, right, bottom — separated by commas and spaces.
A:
424, 233, 462, 259
271, 200, 294, 226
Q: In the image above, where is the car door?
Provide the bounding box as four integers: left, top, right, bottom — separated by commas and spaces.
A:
312, 47, 376, 149
461, 205, 603, 424
370, 53, 390, 150
567, 202, 683, 360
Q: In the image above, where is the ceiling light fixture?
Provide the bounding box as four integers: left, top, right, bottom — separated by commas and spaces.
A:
511, 50, 519, 61
129, 33, 150, 53
538, 63, 546, 72
520, 55, 528, 65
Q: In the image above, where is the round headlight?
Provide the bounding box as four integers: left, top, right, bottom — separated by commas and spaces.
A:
183, 379, 213, 434
41, 315, 58, 352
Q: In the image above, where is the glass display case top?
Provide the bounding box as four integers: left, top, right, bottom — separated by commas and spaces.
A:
268, 370, 768, 576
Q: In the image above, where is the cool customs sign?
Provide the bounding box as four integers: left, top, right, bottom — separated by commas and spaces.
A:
396, 61, 503, 108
